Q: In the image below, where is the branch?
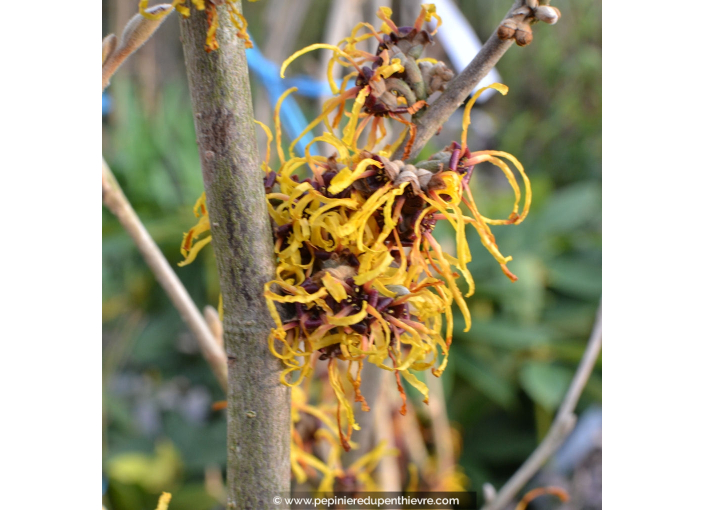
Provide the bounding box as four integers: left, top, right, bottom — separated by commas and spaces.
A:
102, 159, 228, 390
397, 395, 430, 471
344, 363, 383, 465
178, 2, 290, 508
373, 376, 402, 492
481, 301, 603, 510
426, 374, 454, 477
102, 4, 173, 91
391, 0, 521, 161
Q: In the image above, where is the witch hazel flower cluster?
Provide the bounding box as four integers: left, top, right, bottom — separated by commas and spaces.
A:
179, 4, 531, 451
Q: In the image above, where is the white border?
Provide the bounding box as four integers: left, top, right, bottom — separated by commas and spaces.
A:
604, 0, 704, 507
0, 2, 101, 507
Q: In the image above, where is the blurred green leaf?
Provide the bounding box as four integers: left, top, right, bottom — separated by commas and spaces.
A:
169, 484, 220, 510
164, 413, 227, 473
536, 182, 601, 235
454, 350, 517, 409
468, 420, 536, 463
106, 480, 144, 510
463, 319, 553, 350
519, 362, 572, 411
546, 256, 601, 298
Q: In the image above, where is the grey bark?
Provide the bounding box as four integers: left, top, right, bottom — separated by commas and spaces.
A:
179, 3, 290, 508
343, 365, 383, 465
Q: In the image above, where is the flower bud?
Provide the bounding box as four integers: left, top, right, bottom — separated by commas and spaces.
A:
102, 34, 117, 65
323, 265, 357, 282
395, 170, 421, 194
515, 23, 533, 46
386, 285, 410, 297
103, 4, 173, 90
512, 6, 532, 17
535, 5, 560, 24
415, 168, 433, 190
498, 19, 518, 40
379, 157, 401, 181
119, 4, 173, 56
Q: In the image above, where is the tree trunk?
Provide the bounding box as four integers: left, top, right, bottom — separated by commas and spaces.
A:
179, 3, 290, 508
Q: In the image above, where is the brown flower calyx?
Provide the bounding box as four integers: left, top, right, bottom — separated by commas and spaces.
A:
497, 1, 561, 47
351, 155, 444, 197
362, 5, 454, 112
419, 60, 455, 96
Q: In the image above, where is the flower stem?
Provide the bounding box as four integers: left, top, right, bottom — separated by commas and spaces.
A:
393, 0, 523, 161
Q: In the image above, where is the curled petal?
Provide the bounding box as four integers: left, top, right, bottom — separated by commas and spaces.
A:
322, 273, 348, 302
177, 236, 212, 267
461, 83, 509, 149
326, 303, 368, 326
329, 158, 382, 195
280, 44, 361, 83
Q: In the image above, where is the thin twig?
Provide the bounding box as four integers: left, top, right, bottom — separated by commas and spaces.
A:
345, 364, 383, 464
426, 374, 454, 477
387, 377, 430, 473
373, 376, 402, 491
203, 304, 224, 350
392, 1, 523, 161
102, 5, 173, 91
481, 301, 603, 510
102, 159, 228, 390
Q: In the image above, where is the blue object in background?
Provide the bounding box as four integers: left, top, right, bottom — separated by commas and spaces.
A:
552, 406, 602, 474
246, 39, 342, 157
102, 92, 112, 117
102, 38, 340, 155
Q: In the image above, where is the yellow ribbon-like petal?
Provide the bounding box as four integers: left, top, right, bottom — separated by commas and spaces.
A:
329, 158, 382, 195
461, 83, 509, 149
322, 273, 348, 302
327, 303, 368, 326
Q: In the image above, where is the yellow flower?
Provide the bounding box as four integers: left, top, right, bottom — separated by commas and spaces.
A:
155, 492, 172, 510
279, 4, 448, 158
139, 0, 259, 50
260, 75, 531, 451
178, 192, 212, 267
175, 4, 532, 458
291, 386, 398, 494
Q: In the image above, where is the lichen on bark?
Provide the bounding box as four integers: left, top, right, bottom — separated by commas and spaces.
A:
179, 2, 290, 507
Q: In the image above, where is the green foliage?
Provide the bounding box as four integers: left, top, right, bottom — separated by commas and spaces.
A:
433, 1, 601, 490
103, 81, 227, 510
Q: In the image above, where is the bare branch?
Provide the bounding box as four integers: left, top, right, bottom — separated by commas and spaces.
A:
102, 159, 228, 390
392, 0, 522, 161
427, 374, 454, 477
344, 364, 383, 465
481, 301, 603, 510
373, 376, 402, 492
204, 305, 224, 350
179, 2, 290, 507
102, 4, 173, 91
398, 396, 430, 471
